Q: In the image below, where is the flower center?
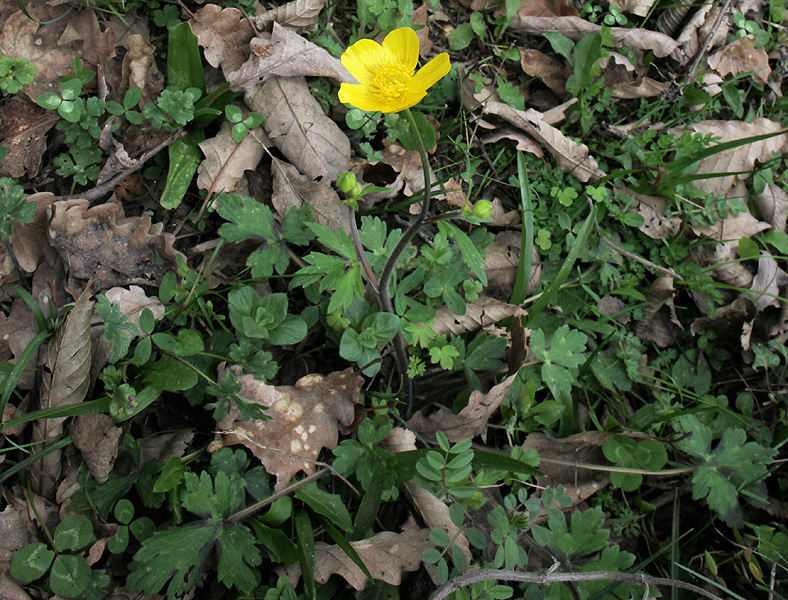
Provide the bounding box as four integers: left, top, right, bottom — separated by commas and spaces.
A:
370, 63, 412, 104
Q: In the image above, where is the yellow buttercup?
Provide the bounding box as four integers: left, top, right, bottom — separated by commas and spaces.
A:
339, 27, 451, 114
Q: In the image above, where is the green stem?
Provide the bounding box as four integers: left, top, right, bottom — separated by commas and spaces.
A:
377, 107, 431, 413
510, 151, 534, 305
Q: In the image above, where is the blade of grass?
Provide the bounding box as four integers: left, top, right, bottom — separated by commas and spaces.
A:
510, 151, 534, 306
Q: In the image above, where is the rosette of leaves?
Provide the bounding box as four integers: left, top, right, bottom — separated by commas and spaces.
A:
228, 287, 308, 347
0, 177, 35, 240
143, 87, 201, 131
0, 57, 35, 94
338, 300, 400, 376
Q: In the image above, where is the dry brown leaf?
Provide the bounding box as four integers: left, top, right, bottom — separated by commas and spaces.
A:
432, 296, 526, 336
228, 23, 353, 92
691, 241, 754, 290
597, 295, 629, 324
9, 192, 56, 274
69, 414, 122, 484
707, 36, 770, 85
0, 578, 32, 600
412, 5, 434, 57
48, 199, 181, 298
139, 430, 195, 465
690, 187, 771, 241
481, 129, 543, 157
749, 254, 788, 311
382, 428, 472, 564
246, 76, 351, 182
408, 374, 517, 442
625, 192, 681, 239
634, 276, 683, 348
690, 295, 756, 343
510, 17, 678, 57
0, 503, 36, 572
483, 231, 541, 299
0, 97, 59, 179
272, 161, 350, 235
197, 119, 266, 195
672, 2, 728, 64
123, 34, 164, 106
611, 0, 655, 16
30, 287, 93, 498
521, 431, 611, 507
190, 5, 255, 77
513, 0, 578, 18
104, 286, 166, 327
216, 366, 362, 490
609, 77, 669, 99
518, 48, 571, 96
682, 119, 787, 198
753, 184, 788, 232
380, 141, 434, 196
283, 526, 432, 590
255, 0, 327, 31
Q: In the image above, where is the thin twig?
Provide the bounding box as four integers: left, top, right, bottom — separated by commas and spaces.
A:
226, 468, 329, 523
429, 568, 727, 600
54, 130, 188, 203
596, 222, 680, 279
681, 0, 734, 87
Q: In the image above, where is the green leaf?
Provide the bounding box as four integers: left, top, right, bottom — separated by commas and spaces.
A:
50, 555, 91, 598
161, 135, 203, 210
114, 499, 135, 524
54, 515, 94, 552
167, 22, 206, 93
216, 523, 261, 594
267, 314, 308, 345
449, 23, 475, 50
295, 482, 354, 532
397, 110, 437, 151
10, 543, 54, 582
36, 92, 61, 110
153, 456, 187, 493
217, 193, 274, 242
437, 221, 487, 285
143, 355, 199, 391
96, 295, 139, 363
108, 525, 129, 554
295, 508, 316, 600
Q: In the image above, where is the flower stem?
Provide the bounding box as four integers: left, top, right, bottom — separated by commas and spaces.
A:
378, 107, 432, 413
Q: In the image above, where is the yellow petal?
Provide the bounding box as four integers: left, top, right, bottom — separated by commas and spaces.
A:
381, 27, 419, 72
341, 39, 387, 84
412, 53, 451, 93
381, 89, 427, 113
338, 83, 383, 112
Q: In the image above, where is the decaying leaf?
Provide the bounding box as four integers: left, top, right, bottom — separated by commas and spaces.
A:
432, 296, 526, 337
272, 160, 350, 235
69, 414, 122, 484
707, 36, 770, 85
9, 192, 56, 273
510, 16, 678, 58
409, 374, 517, 442
30, 287, 94, 498
228, 23, 353, 92
482, 231, 541, 299
104, 285, 166, 326
683, 119, 787, 198
255, 0, 327, 31
190, 5, 255, 77
611, 0, 656, 17
122, 33, 164, 106
48, 199, 180, 297
197, 119, 267, 195
749, 254, 788, 311
690, 187, 771, 241
283, 525, 432, 590
0, 97, 59, 179
380, 141, 433, 196
216, 366, 362, 490
634, 276, 683, 348
625, 192, 681, 239
521, 431, 612, 507
246, 76, 351, 182
382, 428, 472, 563
690, 241, 753, 291
672, 2, 728, 64
753, 184, 788, 232
518, 48, 571, 97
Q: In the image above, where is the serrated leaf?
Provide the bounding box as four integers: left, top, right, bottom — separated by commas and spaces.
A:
217, 193, 275, 243
96, 295, 139, 363
216, 523, 261, 594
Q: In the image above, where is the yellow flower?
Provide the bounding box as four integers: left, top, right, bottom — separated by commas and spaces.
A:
339, 27, 451, 114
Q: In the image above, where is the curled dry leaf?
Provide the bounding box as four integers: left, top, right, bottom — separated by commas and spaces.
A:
104, 285, 166, 326
483, 231, 541, 299
624, 192, 681, 239
381, 141, 434, 196
0, 97, 59, 179
521, 431, 612, 508
673, 2, 728, 64
408, 373, 517, 442
30, 287, 94, 498
682, 119, 787, 198
482, 129, 543, 158
753, 184, 788, 232
518, 48, 571, 97
48, 199, 181, 297
707, 36, 770, 85
609, 77, 669, 99
247, 76, 351, 182
510, 16, 678, 58
690, 295, 757, 343
690, 186, 771, 241
197, 120, 267, 195
382, 428, 472, 564
634, 276, 683, 348
272, 161, 350, 235
255, 0, 327, 31
215, 366, 362, 490
749, 253, 788, 311
283, 526, 432, 590
190, 5, 255, 77
432, 296, 526, 337
228, 23, 353, 92
692, 241, 754, 290
9, 192, 56, 273
69, 414, 122, 484
139, 430, 195, 466
510, 0, 579, 18
611, 0, 655, 16
123, 34, 164, 106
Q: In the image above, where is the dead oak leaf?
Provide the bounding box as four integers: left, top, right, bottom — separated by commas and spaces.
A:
283, 527, 432, 590
197, 119, 266, 195
190, 5, 255, 77
518, 48, 571, 97
408, 374, 517, 442
707, 36, 770, 85
216, 366, 362, 491
10, 192, 56, 273
48, 199, 180, 298
228, 23, 353, 92
483, 231, 541, 300
246, 76, 351, 182
255, 0, 327, 31
69, 414, 122, 484
753, 184, 788, 232
432, 296, 526, 337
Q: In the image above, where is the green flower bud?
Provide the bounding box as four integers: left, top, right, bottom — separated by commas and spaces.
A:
473, 199, 494, 219
337, 171, 356, 193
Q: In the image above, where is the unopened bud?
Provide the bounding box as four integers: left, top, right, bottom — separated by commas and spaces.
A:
337, 172, 356, 193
